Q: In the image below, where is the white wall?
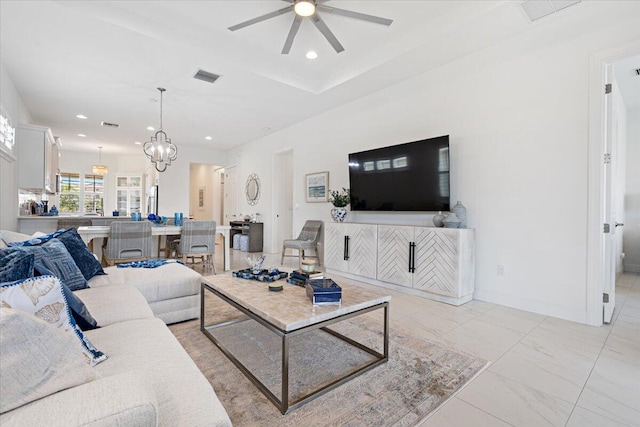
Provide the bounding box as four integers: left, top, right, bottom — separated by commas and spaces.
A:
1, 62, 34, 231
227, 3, 640, 324
624, 107, 640, 273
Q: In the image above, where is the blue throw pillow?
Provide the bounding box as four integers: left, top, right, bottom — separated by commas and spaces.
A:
7, 229, 66, 247
8, 240, 88, 291
0, 250, 35, 282
34, 263, 98, 331
55, 228, 105, 281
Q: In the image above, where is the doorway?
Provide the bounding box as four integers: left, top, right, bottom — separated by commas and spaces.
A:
273, 150, 294, 254
587, 42, 640, 326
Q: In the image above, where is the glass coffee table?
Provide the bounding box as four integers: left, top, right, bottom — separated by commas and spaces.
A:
200, 273, 390, 414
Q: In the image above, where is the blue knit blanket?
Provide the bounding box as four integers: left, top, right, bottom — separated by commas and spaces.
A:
116, 259, 184, 269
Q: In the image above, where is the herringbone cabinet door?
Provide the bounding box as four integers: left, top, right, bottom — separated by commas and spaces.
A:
413, 227, 459, 297
347, 224, 378, 279
324, 222, 348, 273
377, 225, 413, 287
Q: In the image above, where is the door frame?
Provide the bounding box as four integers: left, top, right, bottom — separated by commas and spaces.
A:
586, 40, 640, 326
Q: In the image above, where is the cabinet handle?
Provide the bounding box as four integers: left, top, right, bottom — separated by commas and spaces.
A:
409, 242, 416, 273
344, 236, 350, 261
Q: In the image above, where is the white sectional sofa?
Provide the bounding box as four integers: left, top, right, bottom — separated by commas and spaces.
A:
1, 283, 232, 426
0, 229, 231, 426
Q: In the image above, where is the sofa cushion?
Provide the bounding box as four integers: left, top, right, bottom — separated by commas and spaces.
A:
0, 250, 34, 283
34, 263, 98, 331
0, 231, 32, 246
0, 371, 158, 427
6, 240, 88, 291
86, 317, 232, 426
55, 228, 105, 281
89, 263, 201, 302
0, 276, 106, 365
74, 285, 154, 327
0, 307, 98, 414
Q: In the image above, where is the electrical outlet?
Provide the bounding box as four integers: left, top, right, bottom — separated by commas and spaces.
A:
497, 265, 505, 277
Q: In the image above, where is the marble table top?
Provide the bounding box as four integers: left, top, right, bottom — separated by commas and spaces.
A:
201, 273, 391, 332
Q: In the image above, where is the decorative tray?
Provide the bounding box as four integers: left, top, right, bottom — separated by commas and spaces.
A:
232, 268, 288, 283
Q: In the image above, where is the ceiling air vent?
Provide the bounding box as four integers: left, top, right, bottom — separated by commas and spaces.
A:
101, 121, 119, 128
521, 0, 581, 22
193, 69, 221, 84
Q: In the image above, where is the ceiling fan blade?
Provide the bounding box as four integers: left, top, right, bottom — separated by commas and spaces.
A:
317, 5, 393, 26
282, 15, 302, 54
310, 14, 344, 53
228, 5, 294, 31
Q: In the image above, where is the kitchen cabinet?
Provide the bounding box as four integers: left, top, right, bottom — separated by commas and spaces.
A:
324, 222, 377, 279
115, 175, 143, 215
16, 124, 58, 194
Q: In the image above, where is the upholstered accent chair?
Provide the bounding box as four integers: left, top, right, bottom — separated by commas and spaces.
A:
172, 220, 217, 274
102, 221, 153, 266
281, 220, 322, 266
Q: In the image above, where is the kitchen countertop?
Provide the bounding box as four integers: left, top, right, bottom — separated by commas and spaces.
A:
18, 216, 127, 220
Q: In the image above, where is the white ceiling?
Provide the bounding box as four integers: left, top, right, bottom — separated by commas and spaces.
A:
0, 0, 592, 155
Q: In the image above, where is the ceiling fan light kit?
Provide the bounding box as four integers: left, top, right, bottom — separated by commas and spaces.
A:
228, 0, 393, 55
294, 0, 316, 17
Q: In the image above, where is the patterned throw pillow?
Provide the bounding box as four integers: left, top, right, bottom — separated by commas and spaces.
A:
34, 263, 98, 331
7, 240, 88, 291
55, 228, 105, 281
0, 307, 98, 413
0, 276, 107, 366
0, 250, 35, 283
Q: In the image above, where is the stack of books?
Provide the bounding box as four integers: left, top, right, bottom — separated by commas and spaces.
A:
286, 269, 323, 287
305, 278, 342, 305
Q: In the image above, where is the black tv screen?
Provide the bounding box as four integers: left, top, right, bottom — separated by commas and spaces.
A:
348, 135, 450, 212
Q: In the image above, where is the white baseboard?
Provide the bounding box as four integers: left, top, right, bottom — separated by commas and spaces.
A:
623, 263, 640, 274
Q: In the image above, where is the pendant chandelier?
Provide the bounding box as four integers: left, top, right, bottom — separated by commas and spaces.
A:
92, 146, 108, 175
143, 87, 177, 172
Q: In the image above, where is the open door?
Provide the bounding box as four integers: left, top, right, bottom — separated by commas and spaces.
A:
602, 64, 616, 323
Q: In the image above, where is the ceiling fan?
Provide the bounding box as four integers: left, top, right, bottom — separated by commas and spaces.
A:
228, 0, 393, 54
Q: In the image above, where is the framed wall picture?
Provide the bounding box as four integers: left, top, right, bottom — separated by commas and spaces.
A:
305, 171, 329, 203
198, 186, 205, 210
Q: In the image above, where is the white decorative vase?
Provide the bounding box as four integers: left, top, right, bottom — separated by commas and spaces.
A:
443, 212, 461, 228
452, 201, 467, 228
330, 207, 348, 222
432, 211, 446, 227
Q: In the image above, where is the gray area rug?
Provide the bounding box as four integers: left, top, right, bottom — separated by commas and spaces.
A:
169, 294, 488, 427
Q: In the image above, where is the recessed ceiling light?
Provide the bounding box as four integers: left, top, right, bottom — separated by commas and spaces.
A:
306, 51, 318, 59
77, 133, 86, 137
76, 114, 88, 119
134, 141, 141, 145
205, 136, 212, 140
147, 126, 155, 131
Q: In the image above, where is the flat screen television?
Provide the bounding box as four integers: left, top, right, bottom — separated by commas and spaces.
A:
348, 135, 450, 212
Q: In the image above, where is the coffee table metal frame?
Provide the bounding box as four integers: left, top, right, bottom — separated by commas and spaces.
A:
200, 282, 389, 415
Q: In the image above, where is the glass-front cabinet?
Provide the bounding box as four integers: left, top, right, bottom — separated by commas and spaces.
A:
115, 175, 142, 216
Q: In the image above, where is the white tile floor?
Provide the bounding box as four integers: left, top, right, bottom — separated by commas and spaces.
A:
205, 247, 640, 427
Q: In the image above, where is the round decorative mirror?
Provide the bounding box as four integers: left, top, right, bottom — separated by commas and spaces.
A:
246, 173, 260, 206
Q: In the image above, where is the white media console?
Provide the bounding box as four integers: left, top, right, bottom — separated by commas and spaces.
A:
324, 222, 475, 305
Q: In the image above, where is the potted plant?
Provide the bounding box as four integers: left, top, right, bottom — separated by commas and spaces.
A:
329, 188, 350, 222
